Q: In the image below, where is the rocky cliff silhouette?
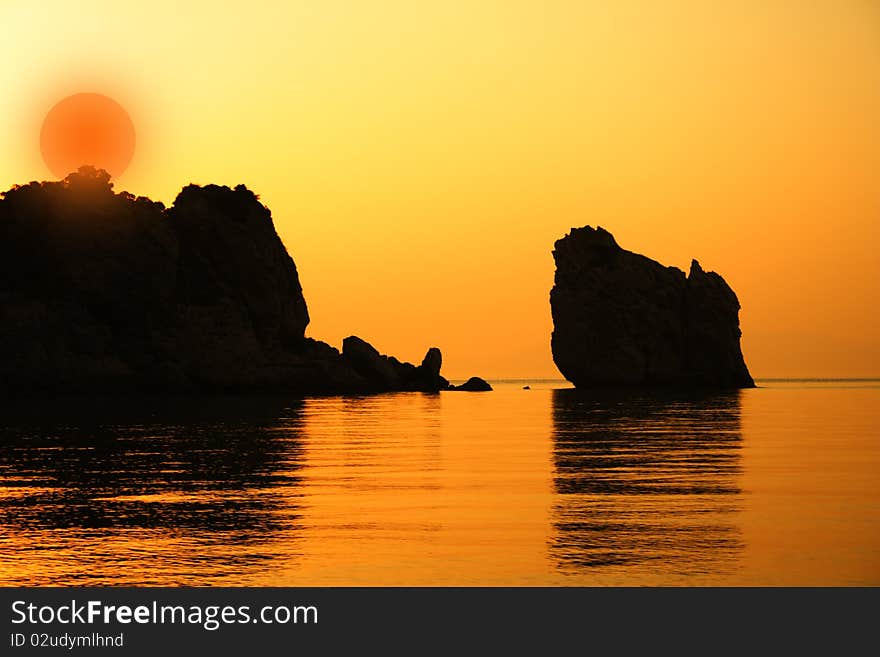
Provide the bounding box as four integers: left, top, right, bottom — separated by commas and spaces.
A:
550, 226, 754, 388
0, 167, 453, 395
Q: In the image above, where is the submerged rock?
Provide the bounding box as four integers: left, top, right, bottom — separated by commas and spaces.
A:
0, 167, 449, 395
550, 226, 754, 388
450, 377, 493, 392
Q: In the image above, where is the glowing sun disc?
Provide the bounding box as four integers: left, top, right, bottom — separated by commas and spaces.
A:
40, 93, 136, 179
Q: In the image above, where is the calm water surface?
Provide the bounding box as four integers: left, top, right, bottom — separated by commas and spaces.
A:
0, 381, 878, 585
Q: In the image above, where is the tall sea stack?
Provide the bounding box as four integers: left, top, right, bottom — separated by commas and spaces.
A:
550, 226, 754, 388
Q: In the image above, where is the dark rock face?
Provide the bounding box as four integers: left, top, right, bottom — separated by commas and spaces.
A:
341, 337, 448, 392
450, 377, 493, 392
0, 168, 448, 395
550, 226, 754, 388
420, 347, 442, 378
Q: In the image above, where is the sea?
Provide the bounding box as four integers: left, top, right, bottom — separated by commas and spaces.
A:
1, 380, 878, 586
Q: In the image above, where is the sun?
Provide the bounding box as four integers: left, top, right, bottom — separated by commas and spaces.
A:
40, 93, 136, 180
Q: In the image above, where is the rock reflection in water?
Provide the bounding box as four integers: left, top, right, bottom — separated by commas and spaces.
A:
0, 396, 305, 584
551, 389, 744, 578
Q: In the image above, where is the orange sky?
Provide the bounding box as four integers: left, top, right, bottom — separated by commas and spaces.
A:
1, 1, 878, 378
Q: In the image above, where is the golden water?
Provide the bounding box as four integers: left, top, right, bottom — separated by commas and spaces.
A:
1, 381, 877, 585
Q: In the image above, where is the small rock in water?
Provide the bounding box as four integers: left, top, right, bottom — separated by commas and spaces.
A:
451, 377, 493, 392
